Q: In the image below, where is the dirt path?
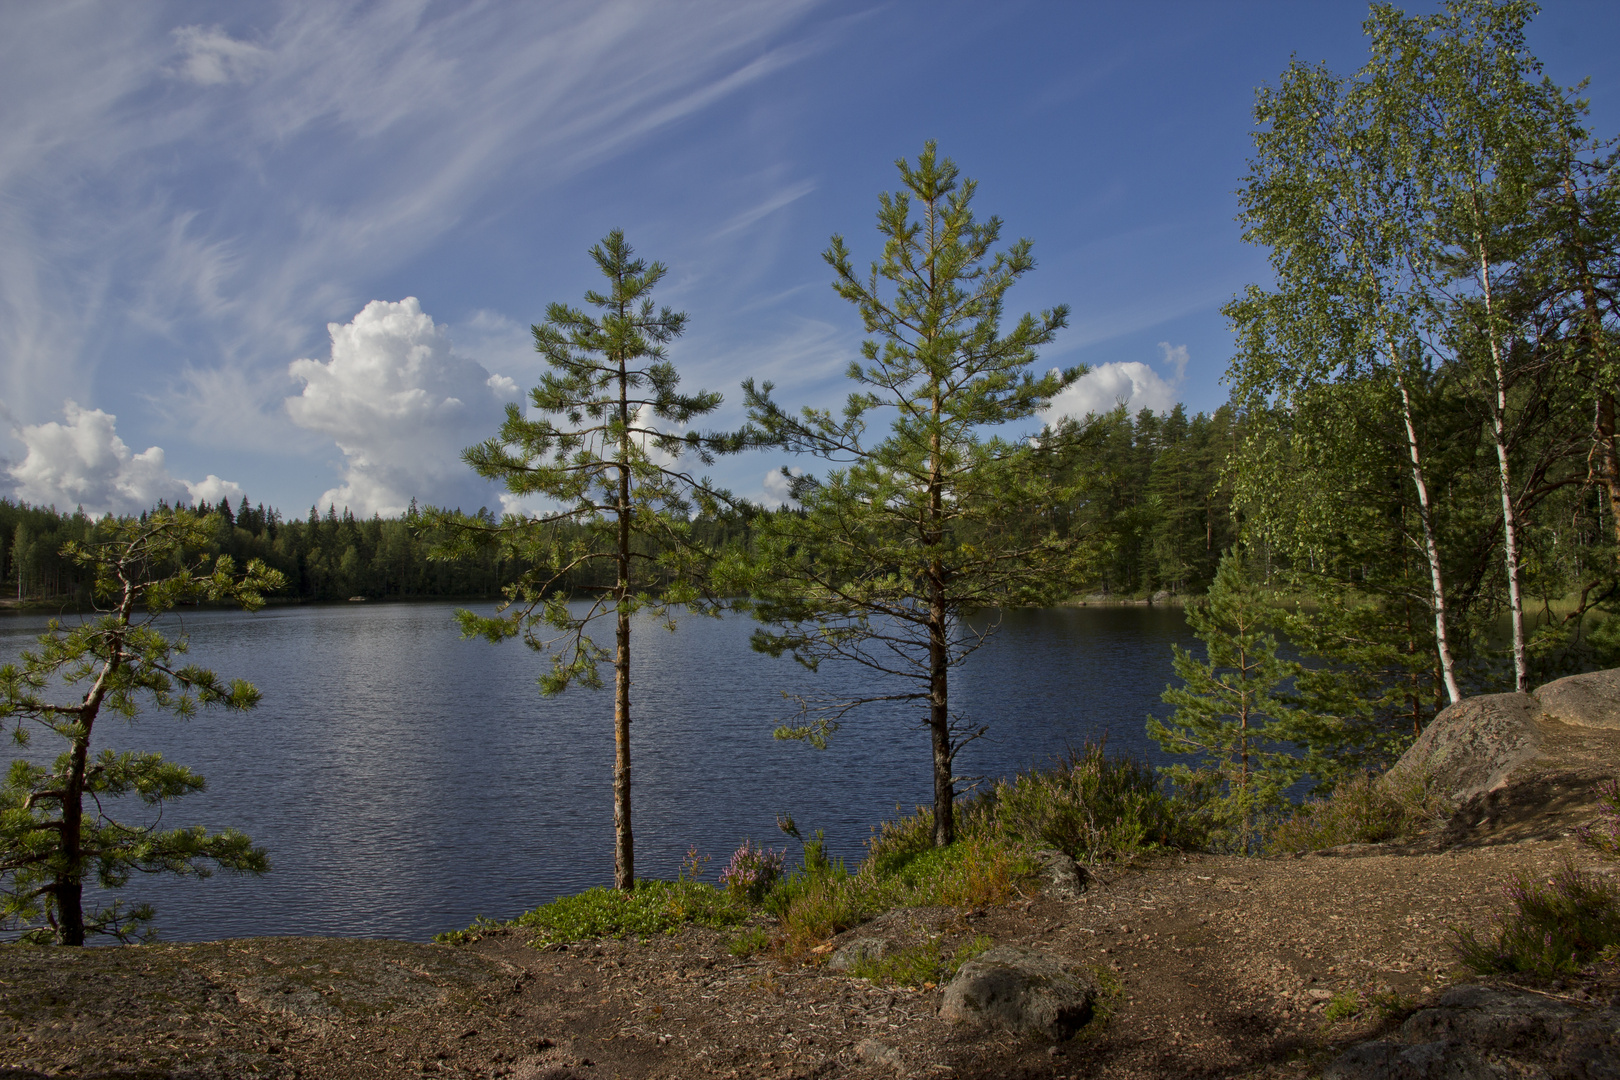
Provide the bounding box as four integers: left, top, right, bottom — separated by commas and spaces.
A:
2, 835, 1611, 1080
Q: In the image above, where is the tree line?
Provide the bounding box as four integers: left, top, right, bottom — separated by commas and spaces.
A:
0, 402, 1233, 611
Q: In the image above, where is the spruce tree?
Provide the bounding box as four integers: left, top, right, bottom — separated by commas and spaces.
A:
738, 143, 1077, 847
0, 509, 283, 944
1147, 551, 1299, 850
429, 230, 743, 890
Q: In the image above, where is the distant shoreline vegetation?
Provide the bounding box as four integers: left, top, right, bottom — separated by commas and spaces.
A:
0, 403, 1247, 611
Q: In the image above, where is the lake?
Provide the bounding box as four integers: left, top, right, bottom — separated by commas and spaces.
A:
0, 601, 1194, 943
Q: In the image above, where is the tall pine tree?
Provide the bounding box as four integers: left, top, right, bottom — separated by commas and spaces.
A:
738, 143, 1077, 847
429, 231, 743, 890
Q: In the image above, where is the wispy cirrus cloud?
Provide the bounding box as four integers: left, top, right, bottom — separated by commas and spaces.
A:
0, 0, 824, 457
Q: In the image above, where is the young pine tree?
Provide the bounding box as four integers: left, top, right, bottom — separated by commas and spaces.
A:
739, 143, 1078, 848
429, 230, 744, 891
0, 510, 283, 944
1147, 551, 1299, 851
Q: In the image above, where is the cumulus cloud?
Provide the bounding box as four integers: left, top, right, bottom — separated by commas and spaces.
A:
8, 400, 241, 516
760, 466, 805, 508
169, 25, 271, 86
285, 298, 521, 517
1042, 342, 1189, 425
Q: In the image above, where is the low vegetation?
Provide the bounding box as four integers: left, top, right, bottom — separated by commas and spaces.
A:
1451, 781, 1620, 979
1452, 862, 1620, 978
840, 934, 993, 988
440, 743, 1200, 954
1264, 770, 1448, 855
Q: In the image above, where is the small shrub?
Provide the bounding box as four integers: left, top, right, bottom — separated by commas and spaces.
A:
866, 805, 940, 878
845, 938, 944, 986
989, 742, 1207, 861
1322, 989, 1363, 1023
433, 915, 505, 945
1266, 770, 1446, 854
511, 880, 745, 945
843, 934, 994, 988
767, 872, 865, 953
728, 926, 772, 957
1578, 780, 1620, 861
1452, 862, 1620, 978
717, 840, 786, 905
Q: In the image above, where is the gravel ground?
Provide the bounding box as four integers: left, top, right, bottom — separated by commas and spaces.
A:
3, 827, 1616, 1080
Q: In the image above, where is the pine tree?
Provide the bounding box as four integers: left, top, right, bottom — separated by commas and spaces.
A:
739, 143, 1077, 847
1147, 551, 1299, 850
0, 510, 284, 944
429, 230, 744, 890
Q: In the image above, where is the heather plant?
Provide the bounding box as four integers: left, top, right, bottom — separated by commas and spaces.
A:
717, 840, 785, 904
1578, 780, 1620, 860
985, 741, 1209, 861
1452, 862, 1620, 978
1265, 769, 1447, 854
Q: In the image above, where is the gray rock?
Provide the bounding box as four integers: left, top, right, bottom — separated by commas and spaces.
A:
1324, 985, 1620, 1080
1322, 1039, 1496, 1080
938, 946, 1096, 1041
1033, 849, 1087, 900
1535, 668, 1620, 730
1150, 589, 1170, 604
1383, 692, 1543, 803
827, 937, 888, 972
853, 1038, 902, 1071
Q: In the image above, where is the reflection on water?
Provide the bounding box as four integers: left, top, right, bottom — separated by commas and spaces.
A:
0, 601, 1192, 942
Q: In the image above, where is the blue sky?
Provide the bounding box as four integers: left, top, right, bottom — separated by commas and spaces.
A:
5, 1, 1620, 518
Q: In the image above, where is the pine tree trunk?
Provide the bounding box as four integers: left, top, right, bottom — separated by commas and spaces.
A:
614, 607, 632, 891
614, 347, 634, 893
929, 579, 953, 848
57, 734, 87, 946
927, 385, 954, 848
1599, 392, 1620, 559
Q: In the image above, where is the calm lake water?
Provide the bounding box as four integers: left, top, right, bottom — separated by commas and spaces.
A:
0, 602, 1193, 943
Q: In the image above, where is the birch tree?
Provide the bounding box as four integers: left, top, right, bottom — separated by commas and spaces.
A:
1228, 24, 1467, 703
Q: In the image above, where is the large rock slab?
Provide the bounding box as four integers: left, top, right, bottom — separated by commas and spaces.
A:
1536, 668, 1620, 730
1323, 985, 1620, 1079
1385, 692, 1543, 803
938, 946, 1096, 1041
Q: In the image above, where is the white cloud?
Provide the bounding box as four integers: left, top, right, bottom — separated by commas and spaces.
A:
285, 298, 520, 517
1042, 342, 1189, 425
0, 2, 823, 437
760, 466, 805, 508
169, 25, 271, 87
8, 400, 239, 516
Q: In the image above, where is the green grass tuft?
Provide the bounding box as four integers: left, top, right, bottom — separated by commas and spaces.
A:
728, 926, 773, 957
841, 934, 994, 987
507, 880, 746, 946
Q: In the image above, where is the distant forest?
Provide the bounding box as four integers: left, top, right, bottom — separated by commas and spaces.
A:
0, 403, 1237, 607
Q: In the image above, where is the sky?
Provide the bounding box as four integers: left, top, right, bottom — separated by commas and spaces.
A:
5, 1, 1620, 519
